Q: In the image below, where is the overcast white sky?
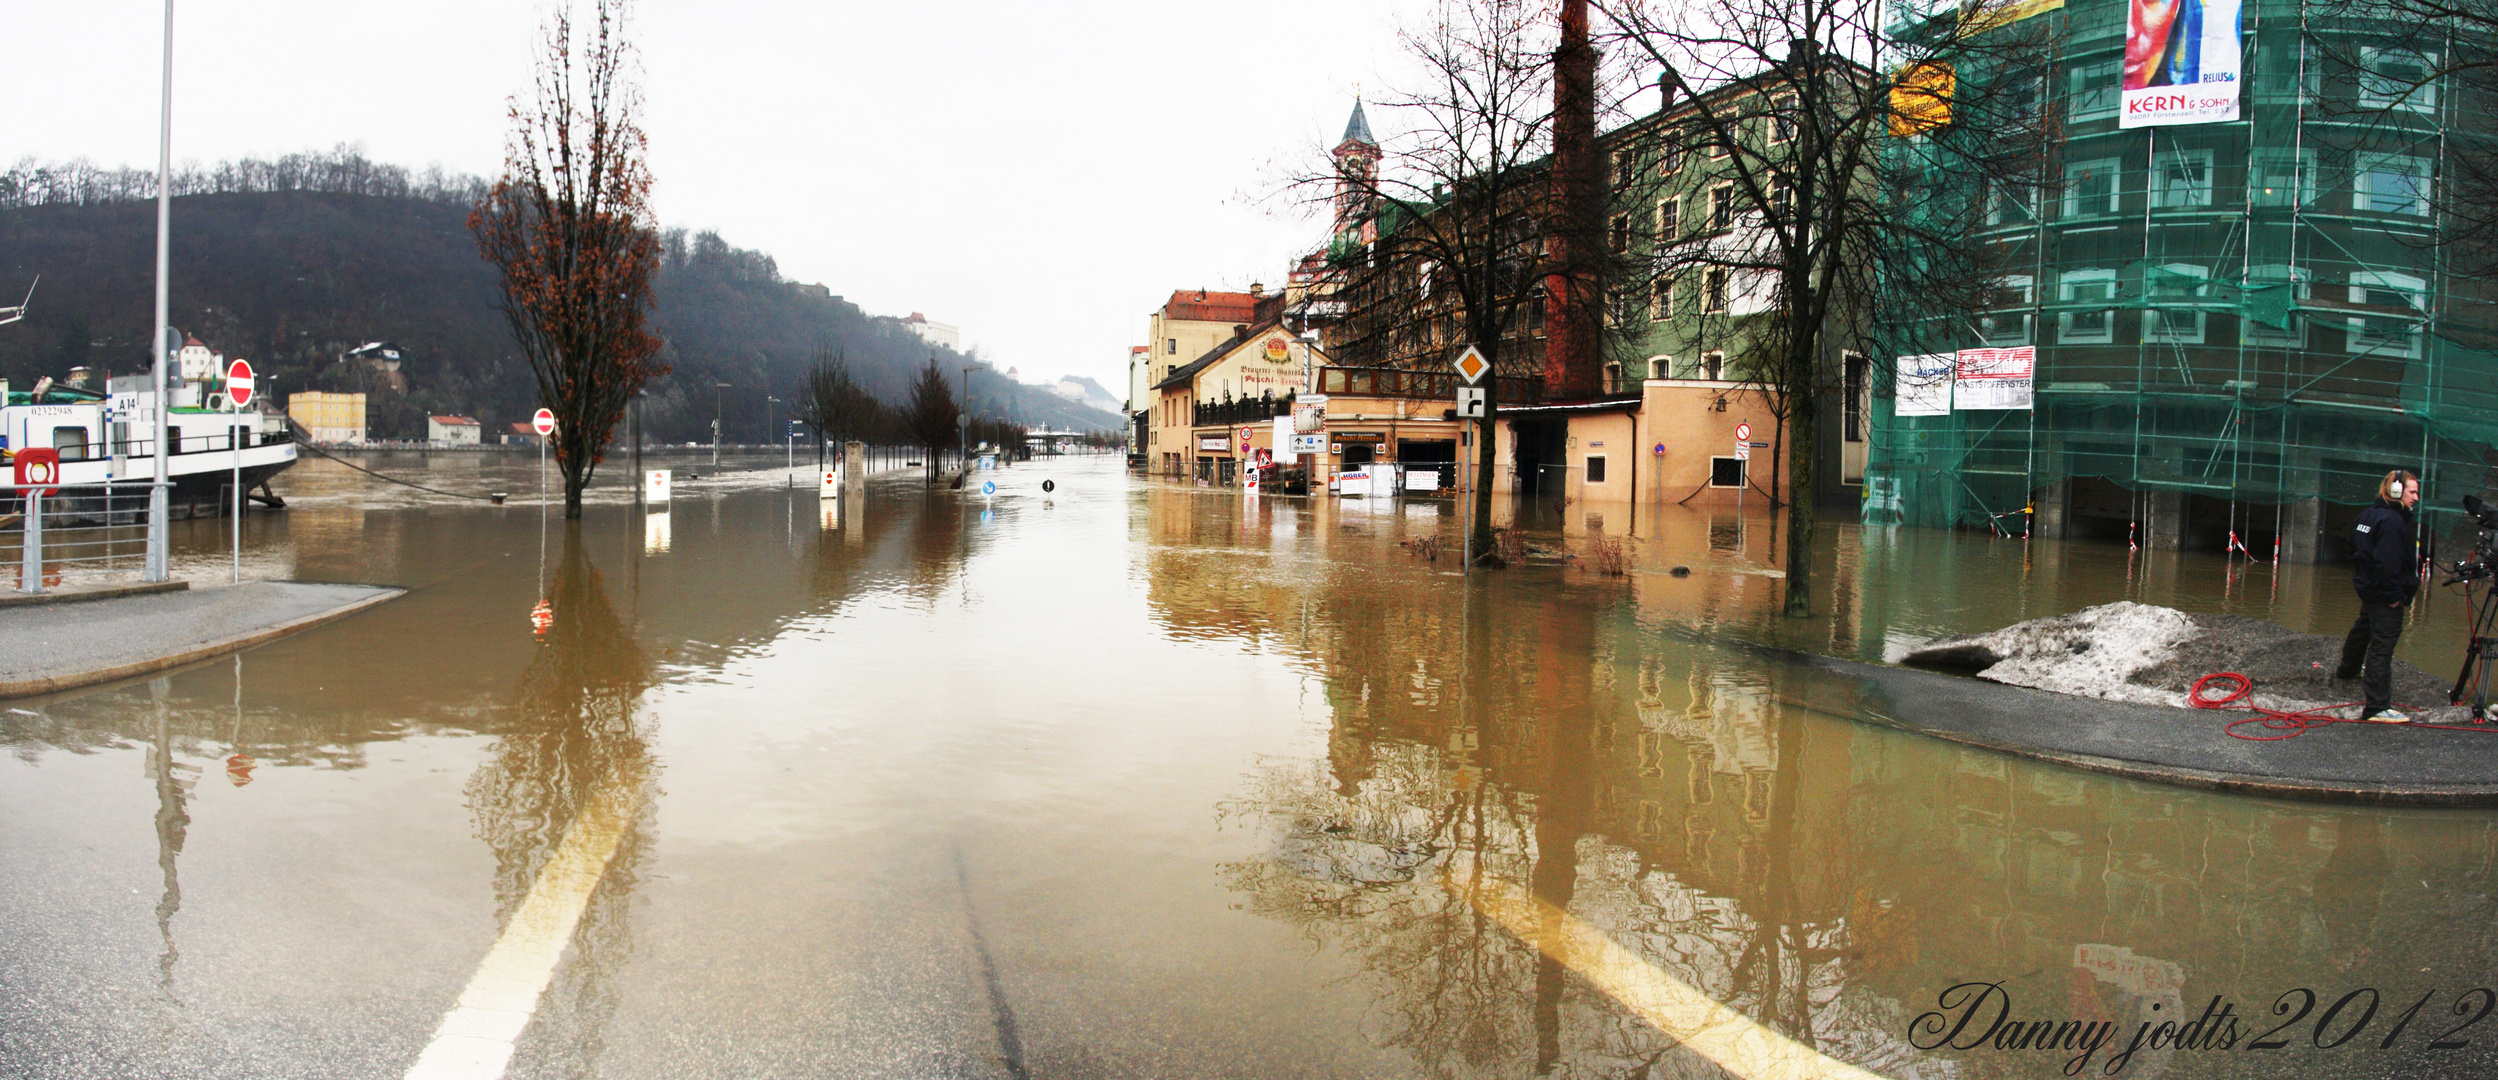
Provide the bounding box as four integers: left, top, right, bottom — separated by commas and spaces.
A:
9, 0, 1423, 398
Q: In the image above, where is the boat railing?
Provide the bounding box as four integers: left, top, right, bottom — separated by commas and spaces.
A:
4, 482, 162, 594
72, 423, 288, 461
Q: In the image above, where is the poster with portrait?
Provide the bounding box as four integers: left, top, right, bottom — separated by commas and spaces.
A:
2120, 0, 2243, 127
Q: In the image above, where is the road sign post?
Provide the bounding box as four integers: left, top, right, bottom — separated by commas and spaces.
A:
533, 407, 556, 528
1452, 344, 1492, 571
226, 359, 254, 583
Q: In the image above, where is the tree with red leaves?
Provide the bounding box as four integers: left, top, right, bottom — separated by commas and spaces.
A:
472, 0, 664, 518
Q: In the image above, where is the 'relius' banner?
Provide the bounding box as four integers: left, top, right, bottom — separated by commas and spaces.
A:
2120, 0, 2243, 127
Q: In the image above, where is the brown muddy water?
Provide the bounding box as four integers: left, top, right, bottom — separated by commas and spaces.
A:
3, 451, 2494, 1080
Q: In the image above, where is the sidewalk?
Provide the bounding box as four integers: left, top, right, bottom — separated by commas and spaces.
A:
0, 581, 403, 698
1782, 647, 2498, 806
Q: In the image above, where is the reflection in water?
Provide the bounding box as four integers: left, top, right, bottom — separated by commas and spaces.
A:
148, 677, 193, 997
467, 527, 656, 1077
1184, 493, 2498, 1078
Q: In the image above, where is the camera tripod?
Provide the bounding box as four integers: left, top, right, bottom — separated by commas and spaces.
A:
2450, 573, 2498, 718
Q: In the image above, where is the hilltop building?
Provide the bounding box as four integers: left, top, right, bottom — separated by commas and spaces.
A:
901, 313, 959, 351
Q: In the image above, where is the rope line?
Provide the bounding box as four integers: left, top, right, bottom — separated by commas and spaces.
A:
288, 432, 502, 502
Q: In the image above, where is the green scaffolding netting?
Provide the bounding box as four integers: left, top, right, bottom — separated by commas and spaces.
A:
1867, 0, 2498, 544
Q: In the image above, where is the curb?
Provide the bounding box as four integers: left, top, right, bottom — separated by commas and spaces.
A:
0, 580, 190, 610
0, 587, 406, 699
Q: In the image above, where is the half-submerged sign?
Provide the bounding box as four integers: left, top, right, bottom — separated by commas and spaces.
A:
2120, 0, 2242, 127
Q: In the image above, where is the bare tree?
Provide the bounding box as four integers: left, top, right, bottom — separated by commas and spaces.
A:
1303, 0, 1563, 567
1599, 0, 2053, 614
471, 0, 665, 518
798, 349, 883, 468
902, 358, 961, 484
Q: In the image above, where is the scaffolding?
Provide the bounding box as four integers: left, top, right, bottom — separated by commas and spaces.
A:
1869, 0, 2498, 554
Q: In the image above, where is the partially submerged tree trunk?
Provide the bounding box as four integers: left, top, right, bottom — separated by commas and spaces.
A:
471, 0, 665, 519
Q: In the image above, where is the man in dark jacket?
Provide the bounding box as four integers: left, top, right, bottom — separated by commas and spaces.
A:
2337, 470, 2421, 721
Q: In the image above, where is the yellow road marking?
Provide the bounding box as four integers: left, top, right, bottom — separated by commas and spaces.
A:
1444, 867, 1890, 1080
405, 763, 646, 1080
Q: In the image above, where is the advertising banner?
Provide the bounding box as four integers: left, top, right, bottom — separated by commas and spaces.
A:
1954, 346, 2036, 410
2121, 0, 2242, 127
1895, 353, 1955, 417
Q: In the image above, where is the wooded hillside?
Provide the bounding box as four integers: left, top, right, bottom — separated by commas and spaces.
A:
0, 163, 1116, 442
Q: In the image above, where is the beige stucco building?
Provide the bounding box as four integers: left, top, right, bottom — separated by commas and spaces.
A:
289, 391, 367, 445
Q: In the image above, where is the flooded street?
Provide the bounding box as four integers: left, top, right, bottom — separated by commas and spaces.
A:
6, 453, 2497, 1079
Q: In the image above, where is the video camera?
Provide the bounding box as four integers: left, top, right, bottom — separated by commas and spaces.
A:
2448, 494, 2498, 584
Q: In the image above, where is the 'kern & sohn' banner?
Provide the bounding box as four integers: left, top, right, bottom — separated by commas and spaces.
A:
2122, 0, 2243, 126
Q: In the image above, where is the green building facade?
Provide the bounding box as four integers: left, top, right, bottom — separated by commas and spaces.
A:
1869, 0, 2496, 558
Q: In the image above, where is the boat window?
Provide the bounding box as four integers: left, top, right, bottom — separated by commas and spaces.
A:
51, 426, 90, 462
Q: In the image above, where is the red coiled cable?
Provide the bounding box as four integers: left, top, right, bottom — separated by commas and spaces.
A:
2190, 671, 2495, 739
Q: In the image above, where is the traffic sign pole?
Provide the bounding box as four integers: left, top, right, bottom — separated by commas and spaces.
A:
226, 359, 254, 584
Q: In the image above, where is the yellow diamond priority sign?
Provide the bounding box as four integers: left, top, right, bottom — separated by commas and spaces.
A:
1452, 344, 1491, 385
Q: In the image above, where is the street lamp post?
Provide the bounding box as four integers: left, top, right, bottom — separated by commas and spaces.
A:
959, 365, 975, 473
767, 395, 786, 471
712, 381, 730, 467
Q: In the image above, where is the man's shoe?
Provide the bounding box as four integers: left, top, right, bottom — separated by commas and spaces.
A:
2368, 708, 2414, 724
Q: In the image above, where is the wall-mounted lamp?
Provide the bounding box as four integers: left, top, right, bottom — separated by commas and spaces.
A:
1712, 396, 1728, 412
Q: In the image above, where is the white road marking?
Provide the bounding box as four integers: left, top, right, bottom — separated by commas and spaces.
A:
405, 764, 646, 1080
1445, 865, 1890, 1080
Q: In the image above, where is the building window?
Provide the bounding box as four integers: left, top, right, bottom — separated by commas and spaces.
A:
1767, 96, 1796, 143
2068, 59, 2119, 120
1707, 134, 1729, 159
1844, 353, 1868, 442
1167, 338, 1178, 354
2251, 149, 2316, 208
1528, 287, 1546, 336
1702, 351, 1726, 380
1656, 197, 1680, 242
2254, 41, 2319, 104
1658, 138, 1685, 175
2145, 263, 2210, 344
1587, 455, 1609, 483
1709, 184, 1735, 229
2059, 268, 2116, 344
1704, 269, 1731, 313
2063, 158, 2122, 218
1981, 274, 2035, 346
1651, 278, 1674, 321
1610, 213, 1631, 253
2242, 264, 2310, 347
2348, 271, 2428, 358
1604, 362, 1625, 393
1613, 151, 1635, 188
1986, 180, 2037, 226
1769, 172, 1792, 219
1710, 457, 1746, 487
1649, 355, 1672, 379
2153, 149, 2214, 209
2360, 47, 2438, 113
2356, 155, 2432, 216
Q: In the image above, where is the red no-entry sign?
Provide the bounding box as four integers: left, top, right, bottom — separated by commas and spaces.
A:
532, 408, 556, 436
226, 359, 255, 408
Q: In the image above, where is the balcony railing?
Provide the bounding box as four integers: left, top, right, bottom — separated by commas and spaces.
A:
1194, 390, 1297, 428
1315, 366, 1543, 404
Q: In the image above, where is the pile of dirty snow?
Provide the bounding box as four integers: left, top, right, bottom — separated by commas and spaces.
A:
1902, 601, 2465, 719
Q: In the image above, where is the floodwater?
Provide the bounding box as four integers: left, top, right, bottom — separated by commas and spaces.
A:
4, 451, 2496, 1080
